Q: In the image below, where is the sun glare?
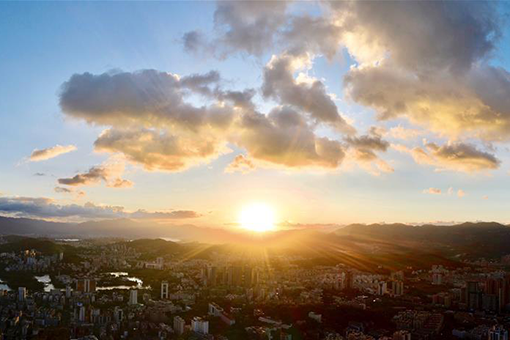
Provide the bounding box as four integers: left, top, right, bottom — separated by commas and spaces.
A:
239, 203, 275, 233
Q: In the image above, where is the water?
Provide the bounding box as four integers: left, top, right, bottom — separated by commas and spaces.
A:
35, 275, 56, 292
161, 237, 180, 242
0, 280, 10, 291
96, 272, 145, 290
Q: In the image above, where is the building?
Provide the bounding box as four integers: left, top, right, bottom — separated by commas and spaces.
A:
129, 289, 138, 305
392, 281, 404, 296
308, 312, 322, 323
467, 281, 482, 310
191, 317, 209, 334
209, 302, 236, 325
114, 306, 124, 322
393, 330, 411, 340
489, 326, 509, 340
173, 316, 185, 335
161, 281, 169, 299
76, 278, 96, 293
78, 306, 86, 322
207, 266, 217, 286
378, 281, 387, 295
18, 287, 26, 302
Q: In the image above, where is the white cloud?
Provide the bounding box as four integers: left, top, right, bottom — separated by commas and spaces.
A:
29, 144, 76, 162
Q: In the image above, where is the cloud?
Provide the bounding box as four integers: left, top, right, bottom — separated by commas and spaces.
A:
457, 189, 466, 198
58, 157, 133, 188
225, 154, 255, 174
262, 53, 354, 134
0, 196, 200, 220
388, 125, 423, 140
59, 68, 355, 172
393, 142, 500, 173
336, 1, 499, 72
54, 186, 85, 198
59, 70, 235, 130
94, 128, 229, 172
423, 188, 442, 195
344, 133, 393, 175
54, 186, 72, 194
345, 63, 510, 141
29, 144, 76, 162
33, 173, 46, 177
234, 107, 345, 169
182, 1, 290, 57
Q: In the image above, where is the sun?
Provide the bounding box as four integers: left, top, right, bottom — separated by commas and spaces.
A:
239, 203, 275, 233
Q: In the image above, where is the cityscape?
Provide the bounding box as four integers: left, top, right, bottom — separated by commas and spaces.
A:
2, 0, 510, 339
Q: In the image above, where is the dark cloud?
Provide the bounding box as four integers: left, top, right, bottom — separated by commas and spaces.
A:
54, 186, 72, 194
235, 107, 345, 169
345, 134, 393, 175
262, 53, 354, 134
212, 1, 289, 56
58, 158, 133, 188
0, 196, 200, 220
394, 142, 500, 172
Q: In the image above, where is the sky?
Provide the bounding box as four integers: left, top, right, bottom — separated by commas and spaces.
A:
1, 1, 510, 228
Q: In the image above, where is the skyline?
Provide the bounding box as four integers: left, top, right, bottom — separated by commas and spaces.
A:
2, 1, 510, 228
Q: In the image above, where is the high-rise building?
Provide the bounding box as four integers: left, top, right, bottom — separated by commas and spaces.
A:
76, 279, 96, 293
377, 281, 387, 295
129, 289, 138, 305
467, 281, 482, 310
344, 271, 354, 290
489, 326, 509, 340
66, 285, 72, 298
18, 287, 26, 302
78, 306, 86, 322
114, 306, 124, 322
173, 316, 185, 335
191, 317, 209, 334
161, 281, 169, 299
207, 266, 217, 286
232, 266, 243, 286
392, 281, 404, 296
432, 273, 443, 285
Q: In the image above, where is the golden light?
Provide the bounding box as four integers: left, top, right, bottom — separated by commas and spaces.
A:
239, 203, 275, 233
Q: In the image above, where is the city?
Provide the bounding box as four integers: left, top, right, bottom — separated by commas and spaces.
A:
0, 223, 509, 339
2, 0, 510, 339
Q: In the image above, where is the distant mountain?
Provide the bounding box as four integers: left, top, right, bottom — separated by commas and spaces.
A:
336, 222, 510, 258
0, 216, 74, 236
2, 215, 510, 259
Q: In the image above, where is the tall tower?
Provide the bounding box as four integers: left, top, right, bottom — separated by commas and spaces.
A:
129, 289, 138, 305
161, 281, 169, 299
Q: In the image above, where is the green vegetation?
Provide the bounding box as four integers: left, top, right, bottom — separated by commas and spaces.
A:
0, 266, 44, 291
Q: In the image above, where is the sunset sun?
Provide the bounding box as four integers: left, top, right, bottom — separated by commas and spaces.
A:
239, 203, 275, 233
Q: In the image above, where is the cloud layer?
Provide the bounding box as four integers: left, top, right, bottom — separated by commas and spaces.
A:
0, 196, 200, 220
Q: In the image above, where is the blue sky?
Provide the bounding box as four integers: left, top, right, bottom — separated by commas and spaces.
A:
1, 1, 510, 226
